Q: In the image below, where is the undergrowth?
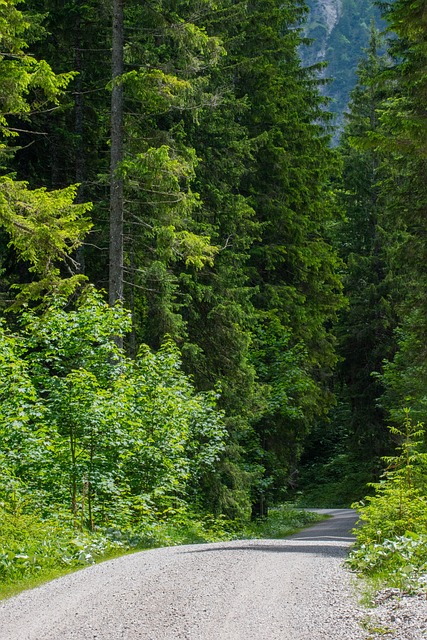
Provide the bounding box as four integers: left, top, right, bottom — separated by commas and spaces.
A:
348, 410, 427, 595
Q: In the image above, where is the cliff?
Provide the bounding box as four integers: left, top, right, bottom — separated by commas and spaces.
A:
301, 0, 382, 137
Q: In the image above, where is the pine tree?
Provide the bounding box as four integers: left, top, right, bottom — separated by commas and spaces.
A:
335, 26, 397, 460
212, 0, 345, 509
373, 0, 427, 425
0, 0, 92, 305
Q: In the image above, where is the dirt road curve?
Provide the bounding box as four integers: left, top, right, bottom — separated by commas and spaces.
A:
0, 509, 366, 640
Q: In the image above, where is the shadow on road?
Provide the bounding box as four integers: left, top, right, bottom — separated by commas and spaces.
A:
180, 509, 359, 559
181, 543, 352, 558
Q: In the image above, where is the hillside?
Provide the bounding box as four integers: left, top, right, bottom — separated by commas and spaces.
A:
302, 0, 382, 135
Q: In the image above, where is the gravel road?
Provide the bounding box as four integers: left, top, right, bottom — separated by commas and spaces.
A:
0, 509, 367, 640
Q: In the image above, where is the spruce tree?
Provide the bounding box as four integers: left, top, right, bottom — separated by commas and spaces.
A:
174, 0, 346, 513
223, 0, 344, 509
335, 27, 397, 461
0, 0, 92, 304
373, 0, 427, 425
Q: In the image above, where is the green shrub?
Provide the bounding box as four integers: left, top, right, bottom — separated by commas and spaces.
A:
348, 534, 427, 593
0, 289, 227, 529
349, 410, 427, 591
242, 504, 323, 539
0, 503, 125, 583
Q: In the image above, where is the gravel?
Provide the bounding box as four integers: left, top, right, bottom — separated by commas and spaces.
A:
363, 589, 427, 639
0, 508, 425, 640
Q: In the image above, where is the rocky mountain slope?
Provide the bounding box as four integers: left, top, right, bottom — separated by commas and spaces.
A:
301, 0, 382, 136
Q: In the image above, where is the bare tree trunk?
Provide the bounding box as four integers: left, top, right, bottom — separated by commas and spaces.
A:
70, 423, 78, 527
74, 18, 86, 274
129, 242, 137, 357
109, 0, 124, 307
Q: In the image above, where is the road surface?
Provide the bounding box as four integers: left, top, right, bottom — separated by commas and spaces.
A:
0, 509, 365, 640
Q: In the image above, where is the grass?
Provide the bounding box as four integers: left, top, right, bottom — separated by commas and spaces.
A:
0, 544, 138, 601
241, 504, 326, 539
0, 504, 326, 601
0, 565, 79, 601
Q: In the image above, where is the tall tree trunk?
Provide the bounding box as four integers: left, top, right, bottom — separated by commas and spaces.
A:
74, 17, 86, 274
109, 0, 124, 307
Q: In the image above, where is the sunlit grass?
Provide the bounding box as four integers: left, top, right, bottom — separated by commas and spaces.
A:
241, 505, 327, 539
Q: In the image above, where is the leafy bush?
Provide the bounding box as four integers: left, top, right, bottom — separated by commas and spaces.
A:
349, 410, 427, 591
0, 503, 125, 583
348, 534, 427, 593
242, 504, 323, 539
353, 411, 427, 543
0, 288, 227, 529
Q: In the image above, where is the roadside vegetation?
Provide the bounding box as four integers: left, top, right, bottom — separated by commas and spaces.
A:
348, 411, 427, 595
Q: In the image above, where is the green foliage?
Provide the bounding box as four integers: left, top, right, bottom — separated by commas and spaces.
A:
379, 309, 427, 428
348, 534, 427, 593
241, 504, 324, 540
352, 0, 427, 453
0, 0, 75, 143
296, 456, 375, 508
330, 26, 397, 467
0, 288, 227, 530
354, 411, 427, 541
116, 0, 226, 343
0, 0, 93, 307
249, 316, 321, 504
0, 502, 125, 583
212, 0, 345, 511
349, 411, 427, 591
0, 178, 92, 303
295, 398, 380, 508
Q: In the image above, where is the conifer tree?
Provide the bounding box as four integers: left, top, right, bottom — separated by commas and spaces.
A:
335, 27, 397, 460
240, 1, 343, 506
173, 1, 262, 517
373, 0, 427, 425
0, 0, 92, 304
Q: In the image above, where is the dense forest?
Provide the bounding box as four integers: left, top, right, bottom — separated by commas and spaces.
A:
1, 0, 427, 591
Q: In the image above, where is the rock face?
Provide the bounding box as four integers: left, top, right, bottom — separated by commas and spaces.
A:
301, 0, 381, 138
311, 0, 343, 48
303, 0, 343, 64
321, 0, 342, 33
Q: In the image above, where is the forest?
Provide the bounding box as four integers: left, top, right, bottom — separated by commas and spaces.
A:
1, 0, 427, 594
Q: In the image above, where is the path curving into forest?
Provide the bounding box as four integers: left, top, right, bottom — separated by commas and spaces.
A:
0, 509, 366, 640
